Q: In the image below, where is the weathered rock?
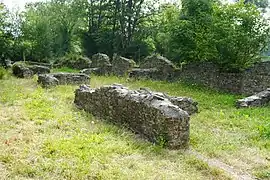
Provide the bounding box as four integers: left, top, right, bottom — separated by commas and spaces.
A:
91, 53, 112, 75
140, 54, 176, 71
38, 74, 59, 87
236, 89, 270, 108
74, 84, 197, 149
112, 54, 136, 76
29, 65, 50, 74
4, 59, 12, 68
38, 73, 90, 87
80, 68, 107, 76
169, 97, 198, 115
12, 62, 34, 78
137, 88, 198, 115
92, 53, 111, 67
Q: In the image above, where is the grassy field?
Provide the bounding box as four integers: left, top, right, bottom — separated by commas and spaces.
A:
0, 71, 269, 179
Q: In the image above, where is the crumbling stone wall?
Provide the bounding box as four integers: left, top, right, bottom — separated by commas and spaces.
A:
174, 62, 270, 95
112, 54, 136, 76
74, 84, 198, 149
242, 61, 270, 95
130, 55, 176, 80
38, 73, 90, 87
140, 54, 175, 70
129, 59, 270, 95
172, 63, 243, 94
129, 68, 159, 79
25, 61, 52, 68
12, 62, 50, 78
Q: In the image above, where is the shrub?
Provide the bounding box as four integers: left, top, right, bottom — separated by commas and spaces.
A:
0, 67, 7, 79
55, 54, 92, 69
159, 0, 270, 72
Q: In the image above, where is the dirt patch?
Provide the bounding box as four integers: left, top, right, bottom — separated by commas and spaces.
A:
188, 149, 256, 180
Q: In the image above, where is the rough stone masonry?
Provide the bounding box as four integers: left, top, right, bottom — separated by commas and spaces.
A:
74, 84, 198, 149
38, 73, 90, 87
12, 62, 50, 78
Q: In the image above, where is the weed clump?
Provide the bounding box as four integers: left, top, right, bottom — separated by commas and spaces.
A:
0, 67, 7, 79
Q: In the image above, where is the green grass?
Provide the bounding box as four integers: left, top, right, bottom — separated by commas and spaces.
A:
52, 67, 80, 73
0, 75, 269, 179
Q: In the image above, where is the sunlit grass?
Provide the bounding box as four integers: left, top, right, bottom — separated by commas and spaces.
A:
0, 75, 269, 179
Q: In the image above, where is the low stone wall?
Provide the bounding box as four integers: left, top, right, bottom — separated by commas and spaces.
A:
172, 63, 244, 94
129, 68, 162, 80
128, 60, 270, 95
12, 62, 50, 78
74, 84, 198, 149
38, 73, 90, 87
25, 61, 52, 68
176, 62, 270, 95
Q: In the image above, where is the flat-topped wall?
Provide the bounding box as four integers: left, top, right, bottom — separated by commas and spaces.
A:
130, 61, 270, 95
74, 84, 198, 149
174, 61, 270, 95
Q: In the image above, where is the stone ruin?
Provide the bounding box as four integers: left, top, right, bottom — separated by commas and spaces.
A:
25, 61, 52, 68
74, 84, 198, 149
38, 73, 90, 88
79, 53, 176, 80
129, 54, 176, 80
81, 53, 112, 76
81, 53, 136, 76
236, 89, 270, 108
12, 62, 50, 78
112, 54, 136, 76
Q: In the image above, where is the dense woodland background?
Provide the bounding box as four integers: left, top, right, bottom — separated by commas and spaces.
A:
1, 0, 270, 72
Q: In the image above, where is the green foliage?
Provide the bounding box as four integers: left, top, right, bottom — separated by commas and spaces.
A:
1, 0, 270, 72
19, 0, 84, 61
53, 53, 91, 69
212, 2, 270, 71
156, 0, 270, 71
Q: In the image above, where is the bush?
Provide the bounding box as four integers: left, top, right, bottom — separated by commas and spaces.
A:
159, 0, 270, 72
55, 54, 92, 69
0, 67, 7, 79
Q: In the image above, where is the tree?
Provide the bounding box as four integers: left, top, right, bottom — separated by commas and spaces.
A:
156, 0, 270, 71
20, 0, 85, 61
212, 1, 270, 71
81, 0, 159, 59
237, 0, 268, 10
0, 3, 12, 62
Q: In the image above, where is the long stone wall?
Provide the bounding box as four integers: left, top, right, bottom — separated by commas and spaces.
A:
174, 61, 270, 95
74, 84, 198, 149
172, 63, 244, 94
129, 57, 270, 95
